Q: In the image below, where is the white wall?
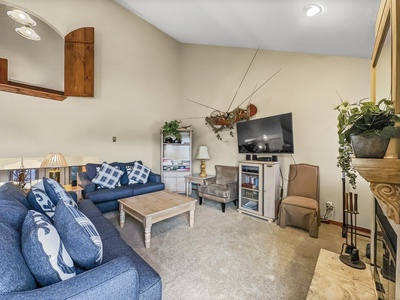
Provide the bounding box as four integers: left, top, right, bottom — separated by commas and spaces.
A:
1, 0, 373, 228
181, 44, 373, 228
1, 0, 182, 171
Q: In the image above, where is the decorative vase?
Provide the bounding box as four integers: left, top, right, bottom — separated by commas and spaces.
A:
350, 135, 390, 158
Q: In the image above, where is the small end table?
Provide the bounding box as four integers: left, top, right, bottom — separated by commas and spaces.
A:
63, 184, 83, 200
185, 173, 215, 196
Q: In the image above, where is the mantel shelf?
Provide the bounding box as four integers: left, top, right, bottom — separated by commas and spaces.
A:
0, 81, 66, 101
352, 158, 400, 224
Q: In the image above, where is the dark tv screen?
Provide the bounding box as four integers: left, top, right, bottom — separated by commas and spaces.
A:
236, 113, 294, 154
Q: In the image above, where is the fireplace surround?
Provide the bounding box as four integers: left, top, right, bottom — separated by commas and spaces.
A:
374, 199, 397, 299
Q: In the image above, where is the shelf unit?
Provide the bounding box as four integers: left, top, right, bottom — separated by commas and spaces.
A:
238, 161, 280, 221
160, 129, 192, 193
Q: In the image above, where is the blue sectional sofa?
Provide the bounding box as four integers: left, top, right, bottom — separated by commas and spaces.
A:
79, 161, 165, 213
0, 182, 162, 299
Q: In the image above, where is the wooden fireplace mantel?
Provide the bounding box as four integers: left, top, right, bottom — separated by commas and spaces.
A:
352, 158, 400, 224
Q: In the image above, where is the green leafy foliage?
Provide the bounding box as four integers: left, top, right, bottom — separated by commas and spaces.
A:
162, 120, 182, 140
334, 98, 400, 189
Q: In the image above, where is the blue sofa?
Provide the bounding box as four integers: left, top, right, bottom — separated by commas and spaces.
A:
0, 182, 162, 300
79, 161, 165, 213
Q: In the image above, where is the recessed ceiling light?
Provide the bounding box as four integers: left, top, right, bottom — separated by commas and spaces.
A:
304, 4, 324, 17
15, 26, 41, 41
7, 9, 36, 26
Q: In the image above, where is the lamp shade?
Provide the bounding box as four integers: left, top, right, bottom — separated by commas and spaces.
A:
196, 146, 210, 160
15, 26, 40, 41
7, 9, 37, 26
40, 153, 68, 168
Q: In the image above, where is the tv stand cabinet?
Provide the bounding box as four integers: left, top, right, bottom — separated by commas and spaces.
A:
238, 161, 280, 221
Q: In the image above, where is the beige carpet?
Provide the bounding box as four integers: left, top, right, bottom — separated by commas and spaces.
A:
105, 199, 367, 300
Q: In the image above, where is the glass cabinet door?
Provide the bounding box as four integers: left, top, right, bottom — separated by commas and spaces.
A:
239, 163, 262, 215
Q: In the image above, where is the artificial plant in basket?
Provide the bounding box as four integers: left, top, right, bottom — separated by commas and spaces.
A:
334, 98, 400, 189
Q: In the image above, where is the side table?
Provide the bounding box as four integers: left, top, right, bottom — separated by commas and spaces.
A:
185, 173, 215, 197
63, 184, 83, 200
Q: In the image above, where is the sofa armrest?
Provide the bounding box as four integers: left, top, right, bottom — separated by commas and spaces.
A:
148, 172, 162, 183
203, 177, 217, 185
78, 172, 96, 195
7, 257, 140, 300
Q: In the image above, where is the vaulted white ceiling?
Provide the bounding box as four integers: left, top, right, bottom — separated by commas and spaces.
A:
114, 0, 380, 59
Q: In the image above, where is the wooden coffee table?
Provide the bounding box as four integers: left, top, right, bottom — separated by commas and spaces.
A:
118, 190, 197, 248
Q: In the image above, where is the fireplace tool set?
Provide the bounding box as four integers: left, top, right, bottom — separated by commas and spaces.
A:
339, 192, 366, 269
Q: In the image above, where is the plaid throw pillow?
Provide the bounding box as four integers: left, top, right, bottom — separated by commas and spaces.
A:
127, 162, 150, 184
92, 162, 124, 189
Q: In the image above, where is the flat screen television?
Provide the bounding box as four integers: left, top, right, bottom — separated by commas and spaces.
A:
236, 112, 294, 154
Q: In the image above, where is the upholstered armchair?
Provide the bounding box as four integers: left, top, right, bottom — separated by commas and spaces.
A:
198, 165, 239, 212
278, 163, 320, 238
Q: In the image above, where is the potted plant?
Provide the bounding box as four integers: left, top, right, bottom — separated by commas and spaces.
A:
335, 98, 400, 188
162, 120, 182, 143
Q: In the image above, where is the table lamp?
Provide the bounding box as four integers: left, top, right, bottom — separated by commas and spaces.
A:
40, 153, 68, 183
196, 146, 210, 178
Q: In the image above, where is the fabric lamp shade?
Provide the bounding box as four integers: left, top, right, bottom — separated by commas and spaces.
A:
196, 146, 210, 160
40, 153, 68, 183
196, 146, 210, 178
40, 153, 68, 168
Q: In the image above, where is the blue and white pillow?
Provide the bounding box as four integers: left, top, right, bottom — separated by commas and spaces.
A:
92, 162, 124, 189
27, 181, 56, 219
43, 177, 77, 207
54, 197, 103, 269
21, 210, 76, 287
95, 166, 121, 188
127, 162, 151, 184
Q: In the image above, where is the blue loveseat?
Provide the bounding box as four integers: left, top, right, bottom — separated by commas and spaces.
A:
79, 161, 165, 213
0, 182, 162, 299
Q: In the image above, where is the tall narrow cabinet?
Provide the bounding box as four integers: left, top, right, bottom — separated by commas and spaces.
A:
238, 161, 280, 221
160, 129, 193, 193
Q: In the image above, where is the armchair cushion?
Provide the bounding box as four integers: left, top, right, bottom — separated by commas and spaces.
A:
282, 195, 318, 210
215, 165, 239, 185
199, 184, 232, 199
203, 177, 216, 185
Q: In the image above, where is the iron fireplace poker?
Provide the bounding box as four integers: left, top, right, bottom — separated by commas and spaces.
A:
339, 192, 366, 269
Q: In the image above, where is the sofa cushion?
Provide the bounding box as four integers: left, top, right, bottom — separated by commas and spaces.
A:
0, 182, 31, 209
0, 198, 28, 231
54, 198, 103, 269
86, 185, 133, 203
92, 162, 124, 189
127, 162, 150, 184
21, 210, 76, 287
27, 181, 56, 219
131, 181, 165, 196
0, 221, 36, 293
119, 161, 142, 185
43, 177, 75, 206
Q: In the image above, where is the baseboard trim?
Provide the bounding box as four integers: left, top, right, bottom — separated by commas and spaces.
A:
327, 220, 371, 235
